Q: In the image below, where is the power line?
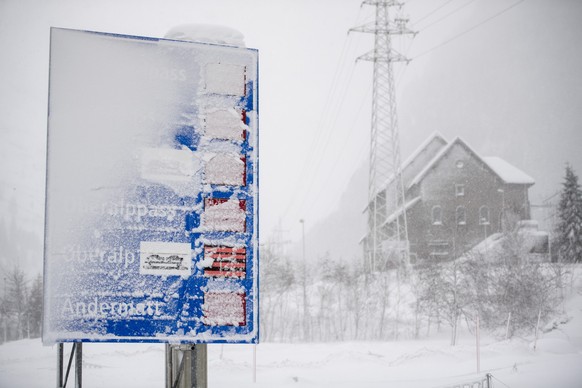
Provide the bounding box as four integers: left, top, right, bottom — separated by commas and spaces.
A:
415, 0, 458, 25
280, 45, 358, 221
417, 0, 480, 31
413, 0, 525, 59
294, 2, 418, 222
302, 83, 372, 217
295, 62, 359, 216
281, 9, 366, 222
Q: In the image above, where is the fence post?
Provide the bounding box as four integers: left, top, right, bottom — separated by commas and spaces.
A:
476, 316, 480, 374
253, 345, 257, 383
533, 309, 542, 351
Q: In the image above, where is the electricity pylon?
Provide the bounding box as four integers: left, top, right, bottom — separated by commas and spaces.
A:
350, 0, 414, 271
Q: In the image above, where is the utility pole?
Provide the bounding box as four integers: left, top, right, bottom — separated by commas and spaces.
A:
269, 219, 291, 259
350, 0, 414, 271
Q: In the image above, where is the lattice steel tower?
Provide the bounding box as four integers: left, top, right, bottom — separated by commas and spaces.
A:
350, 0, 414, 271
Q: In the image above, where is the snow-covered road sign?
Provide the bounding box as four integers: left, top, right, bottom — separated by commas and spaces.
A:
43, 28, 259, 344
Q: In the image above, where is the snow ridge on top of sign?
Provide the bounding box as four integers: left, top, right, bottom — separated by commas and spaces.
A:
164, 24, 246, 47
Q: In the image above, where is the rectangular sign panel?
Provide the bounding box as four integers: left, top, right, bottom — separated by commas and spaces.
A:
43, 28, 258, 344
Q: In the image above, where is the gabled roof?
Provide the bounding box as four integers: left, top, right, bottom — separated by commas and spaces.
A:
407, 137, 534, 189
375, 132, 448, 196
400, 131, 448, 178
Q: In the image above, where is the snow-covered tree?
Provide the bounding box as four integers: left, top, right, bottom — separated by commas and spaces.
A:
555, 165, 582, 263
26, 275, 43, 338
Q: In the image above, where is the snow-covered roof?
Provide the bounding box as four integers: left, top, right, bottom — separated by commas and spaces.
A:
400, 131, 448, 177
407, 139, 458, 189
381, 196, 421, 228
482, 156, 535, 185
370, 132, 448, 201
360, 196, 421, 243
407, 137, 535, 189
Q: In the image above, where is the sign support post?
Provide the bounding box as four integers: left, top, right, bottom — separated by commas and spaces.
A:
56, 342, 83, 388
45, 27, 258, 386
57, 343, 63, 388
166, 344, 207, 388
75, 343, 82, 388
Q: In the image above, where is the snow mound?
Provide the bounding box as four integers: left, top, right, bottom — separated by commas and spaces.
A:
164, 24, 246, 47
533, 338, 578, 354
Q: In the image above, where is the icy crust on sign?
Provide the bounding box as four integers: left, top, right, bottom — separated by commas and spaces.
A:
44, 28, 258, 343
200, 198, 247, 232
203, 107, 247, 140
164, 24, 246, 47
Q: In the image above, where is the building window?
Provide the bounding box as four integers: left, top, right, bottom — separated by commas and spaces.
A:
409, 252, 418, 265
456, 160, 464, 169
432, 206, 442, 225
456, 206, 466, 225
479, 206, 490, 225
429, 240, 450, 258
455, 184, 465, 197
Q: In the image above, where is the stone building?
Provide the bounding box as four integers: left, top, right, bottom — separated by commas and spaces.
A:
367, 132, 536, 263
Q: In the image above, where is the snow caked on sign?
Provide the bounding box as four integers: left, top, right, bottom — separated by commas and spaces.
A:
43, 28, 258, 344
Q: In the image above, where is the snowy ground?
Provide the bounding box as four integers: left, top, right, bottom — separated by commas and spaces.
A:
2, 306, 582, 388
2, 272, 582, 388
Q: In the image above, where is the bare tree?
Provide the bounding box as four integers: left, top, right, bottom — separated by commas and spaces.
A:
3, 267, 29, 340
26, 275, 43, 338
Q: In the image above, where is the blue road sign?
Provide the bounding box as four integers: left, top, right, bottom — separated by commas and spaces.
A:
43, 28, 259, 343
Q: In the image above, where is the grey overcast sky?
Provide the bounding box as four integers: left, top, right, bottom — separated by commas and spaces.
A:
1, 0, 581, 272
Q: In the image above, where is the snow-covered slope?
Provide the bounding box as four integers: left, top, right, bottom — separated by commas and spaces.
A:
2, 271, 581, 388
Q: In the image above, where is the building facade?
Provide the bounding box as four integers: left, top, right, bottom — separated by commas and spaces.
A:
367, 133, 535, 264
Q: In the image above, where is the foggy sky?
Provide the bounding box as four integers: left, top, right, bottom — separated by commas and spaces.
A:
1, 0, 581, 273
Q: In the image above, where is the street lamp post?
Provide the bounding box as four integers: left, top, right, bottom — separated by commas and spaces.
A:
299, 219, 309, 341
3, 277, 6, 343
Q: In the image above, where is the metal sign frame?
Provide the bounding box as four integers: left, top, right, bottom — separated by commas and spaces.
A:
43, 28, 259, 344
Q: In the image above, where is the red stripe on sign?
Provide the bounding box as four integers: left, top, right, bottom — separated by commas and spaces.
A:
204, 270, 246, 279
205, 247, 246, 254
242, 110, 248, 142
212, 262, 246, 270
205, 251, 246, 259
205, 257, 245, 261
207, 255, 246, 261
203, 245, 247, 278
241, 157, 247, 187
205, 198, 246, 211
204, 246, 246, 258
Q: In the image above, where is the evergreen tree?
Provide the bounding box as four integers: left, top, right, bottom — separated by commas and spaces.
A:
556, 165, 582, 263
